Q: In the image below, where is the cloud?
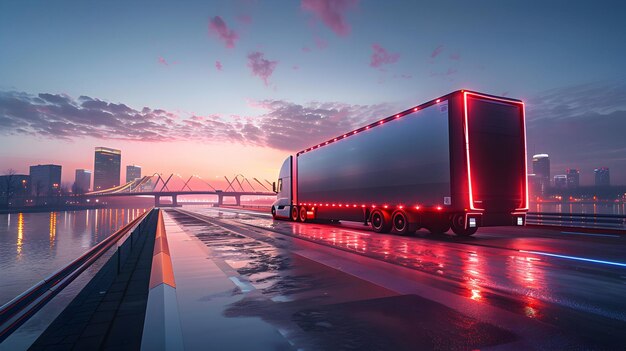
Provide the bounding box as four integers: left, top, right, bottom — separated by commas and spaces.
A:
236, 15, 252, 25
449, 52, 460, 60
208, 16, 239, 48
247, 51, 278, 86
301, 0, 358, 36
158, 57, 169, 66
302, 46, 312, 53
369, 43, 400, 68
430, 45, 444, 58
215, 60, 223, 71
0, 90, 394, 153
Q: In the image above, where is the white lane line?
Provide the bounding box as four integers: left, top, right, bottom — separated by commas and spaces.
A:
560, 231, 620, 238
520, 250, 626, 268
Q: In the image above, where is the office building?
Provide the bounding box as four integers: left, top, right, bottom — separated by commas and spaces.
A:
594, 167, 610, 187
553, 175, 567, 189
29, 164, 62, 196
566, 169, 579, 188
74, 169, 91, 193
126, 165, 142, 183
94, 147, 121, 190
532, 154, 550, 194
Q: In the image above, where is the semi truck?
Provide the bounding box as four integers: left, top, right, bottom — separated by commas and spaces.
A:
271, 90, 528, 236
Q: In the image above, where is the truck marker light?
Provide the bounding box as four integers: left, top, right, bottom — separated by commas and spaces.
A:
398, 205, 404, 209
332, 204, 336, 207
334, 138, 337, 141
379, 121, 384, 124
339, 204, 343, 207
353, 131, 357, 134
436, 99, 440, 103
436, 206, 442, 211
353, 204, 357, 208
413, 107, 418, 111
366, 126, 370, 129
415, 206, 420, 210
325, 203, 329, 207
396, 114, 400, 118
517, 217, 523, 225
383, 205, 389, 209
361, 205, 366, 208
343, 134, 347, 138
372, 205, 377, 208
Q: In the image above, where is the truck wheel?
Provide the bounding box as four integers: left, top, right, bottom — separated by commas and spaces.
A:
451, 215, 478, 236
291, 206, 299, 222
271, 206, 277, 219
392, 210, 410, 235
371, 209, 391, 233
299, 207, 307, 222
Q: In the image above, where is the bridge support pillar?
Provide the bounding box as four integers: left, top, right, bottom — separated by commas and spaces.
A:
154, 196, 160, 207
172, 195, 178, 207
234, 195, 241, 206
217, 195, 223, 207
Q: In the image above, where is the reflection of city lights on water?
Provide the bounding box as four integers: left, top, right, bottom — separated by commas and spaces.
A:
49, 212, 57, 248
17, 213, 24, 256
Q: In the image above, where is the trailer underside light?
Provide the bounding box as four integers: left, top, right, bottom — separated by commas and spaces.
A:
436, 206, 442, 211
383, 205, 389, 209
398, 205, 404, 209
415, 206, 420, 210
469, 218, 477, 227
396, 114, 400, 118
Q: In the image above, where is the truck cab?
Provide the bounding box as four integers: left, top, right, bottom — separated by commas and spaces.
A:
271, 156, 293, 219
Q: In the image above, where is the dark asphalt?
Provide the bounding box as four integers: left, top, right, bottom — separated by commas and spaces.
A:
170, 206, 626, 350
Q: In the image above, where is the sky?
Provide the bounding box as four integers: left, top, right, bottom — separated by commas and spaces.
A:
1, 0, 625, 186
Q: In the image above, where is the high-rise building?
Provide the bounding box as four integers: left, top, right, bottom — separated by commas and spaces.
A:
566, 169, 579, 188
29, 164, 62, 196
94, 147, 121, 190
532, 154, 550, 194
594, 167, 610, 187
126, 165, 142, 183
74, 169, 91, 193
553, 175, 567, 189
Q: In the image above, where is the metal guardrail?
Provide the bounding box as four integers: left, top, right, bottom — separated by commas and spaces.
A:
0, 209, 153, 342
526, 212, 626, 230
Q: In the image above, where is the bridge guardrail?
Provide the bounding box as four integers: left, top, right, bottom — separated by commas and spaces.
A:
526, 212, 626, 231
0, 209, 153, 342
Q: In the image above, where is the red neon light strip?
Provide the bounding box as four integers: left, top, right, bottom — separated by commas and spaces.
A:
463, 91, 527, 212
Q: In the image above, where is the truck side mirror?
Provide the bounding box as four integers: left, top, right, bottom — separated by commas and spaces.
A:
272, 182, 276, 193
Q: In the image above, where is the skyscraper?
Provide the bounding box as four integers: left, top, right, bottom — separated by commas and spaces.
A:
553, 175, 567, 189
594, 167, 610, 187
94, 147, 121, 190
74, 169, 91, 193
566, 169, 579, 188
126, 165, 142, 183
29, 164, 62, 196
532, 154, 550, 194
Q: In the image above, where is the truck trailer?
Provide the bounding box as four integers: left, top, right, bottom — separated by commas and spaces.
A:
271, 90, 528, 236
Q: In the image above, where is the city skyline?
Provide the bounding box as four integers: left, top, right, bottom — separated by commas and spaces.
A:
1, 1, 625, 185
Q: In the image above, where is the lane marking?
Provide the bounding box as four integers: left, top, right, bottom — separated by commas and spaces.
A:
560, 231, 620, 238
519, 250, 626, 268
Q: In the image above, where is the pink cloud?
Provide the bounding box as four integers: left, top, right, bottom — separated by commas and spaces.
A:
301, 0, 358, 37
431, 45, 444, 58
158, 57, 169, 66
247, 51, 278, 86
208, 16, 239, 48
369, 44, 400, 68
302, 46, 312, 53
449, 52, 460, 60
215, 60, 223, 71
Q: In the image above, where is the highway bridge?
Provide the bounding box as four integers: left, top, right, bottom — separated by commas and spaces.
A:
84, 174, 276, 206
2, 206, 626, 350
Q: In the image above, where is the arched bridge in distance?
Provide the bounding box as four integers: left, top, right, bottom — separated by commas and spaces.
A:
83, 174, 276, 207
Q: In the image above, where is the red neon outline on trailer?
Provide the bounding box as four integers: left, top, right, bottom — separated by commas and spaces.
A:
463, 91, 527, 211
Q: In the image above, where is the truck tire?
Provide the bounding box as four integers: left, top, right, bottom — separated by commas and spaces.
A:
451, 215, 478, 236
291, 206, 299, 222
299, 207, 307, 222
392, 210, 411, 235
371, 209, 392, 233
271, 206, 277, 219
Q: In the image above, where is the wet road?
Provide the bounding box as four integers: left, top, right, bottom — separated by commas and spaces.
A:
168, 206, 626, 350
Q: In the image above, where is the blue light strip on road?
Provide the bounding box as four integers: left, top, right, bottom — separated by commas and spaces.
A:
519, 250, 626, 268
560, 231, 620, 238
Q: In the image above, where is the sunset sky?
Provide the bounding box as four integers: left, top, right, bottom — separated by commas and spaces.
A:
1, 0, 625, 186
